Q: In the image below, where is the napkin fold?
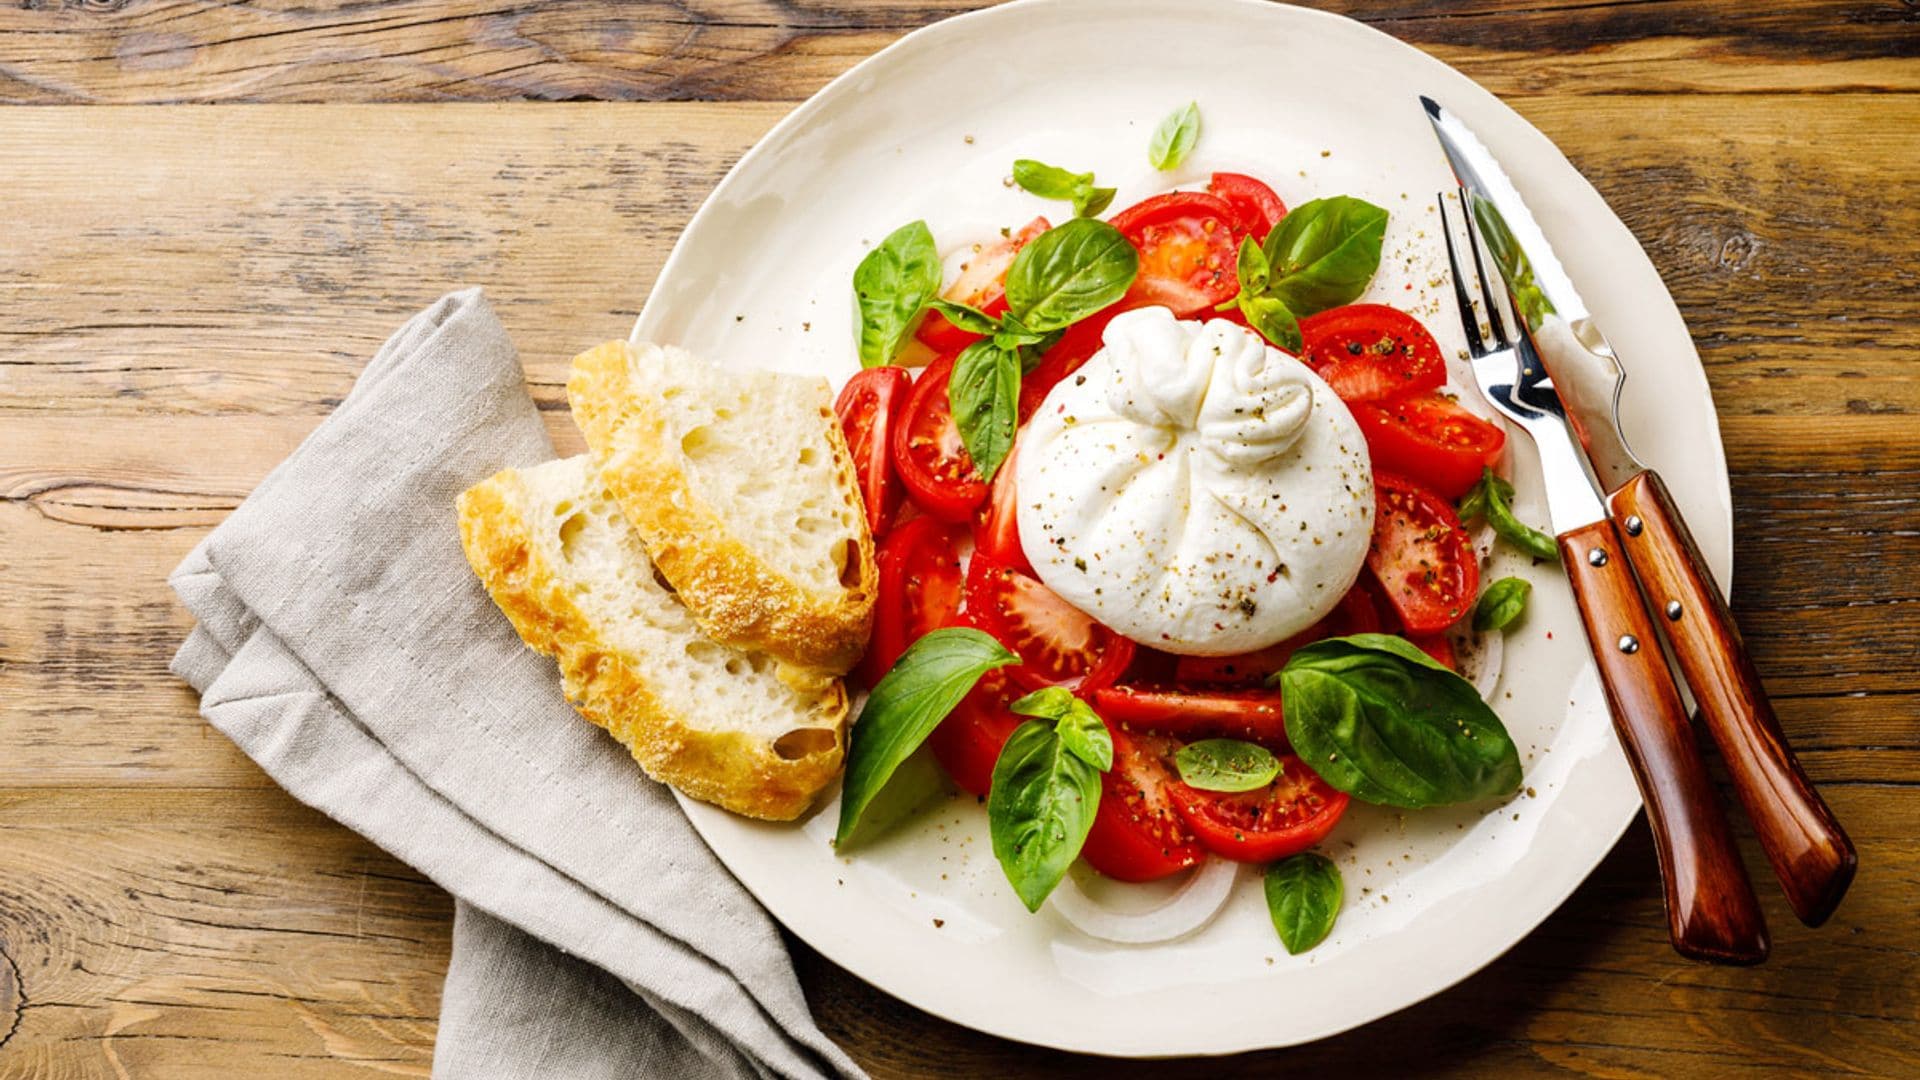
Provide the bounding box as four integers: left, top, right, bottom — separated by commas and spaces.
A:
168, 289, 862, 1080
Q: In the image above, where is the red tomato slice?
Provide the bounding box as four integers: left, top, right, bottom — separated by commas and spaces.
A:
1352, 391, 1506, 499
1109, 190, 1240, 316
889, 354, 989, 522
1081, 728, 1205, 882
853, 515, 964, 688
1018, 305, 1122, 419
1089, 685, 1287, 747
926, 670, 1023, 797
915, 216, 1051, 354
1408, 631, 1457, 671
1172, 641, 1301, 688
1300, 304, 1448, 404
1206, 172, 1287, 241
1367, 473, 1480, 634
833, 366, 908, 540
972, 434, 1032, 575
963, 554, 1134, 692
1169, 755, 1350, 863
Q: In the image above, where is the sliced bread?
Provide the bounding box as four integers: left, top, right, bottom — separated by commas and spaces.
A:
567, 340, 875, 675
456, 455, 848, 821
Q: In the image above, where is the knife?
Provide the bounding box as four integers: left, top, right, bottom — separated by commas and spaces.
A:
1422, 96, 1856, 931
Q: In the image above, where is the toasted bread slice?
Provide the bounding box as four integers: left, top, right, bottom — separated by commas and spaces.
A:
456, 456, 847, 821
567, 341, 875, 675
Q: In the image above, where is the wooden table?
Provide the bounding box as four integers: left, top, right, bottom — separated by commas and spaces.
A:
2, 2, 1915, 1076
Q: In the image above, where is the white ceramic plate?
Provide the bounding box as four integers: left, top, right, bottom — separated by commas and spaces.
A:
636, 0, 1731, 1056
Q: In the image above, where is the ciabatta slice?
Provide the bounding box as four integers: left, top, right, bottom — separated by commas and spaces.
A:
456, 456, 847, 821
567, 341, 875, 675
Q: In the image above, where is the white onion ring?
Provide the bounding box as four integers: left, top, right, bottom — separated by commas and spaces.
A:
1049, 857, 1241, 945
1448, 618, 1506, 703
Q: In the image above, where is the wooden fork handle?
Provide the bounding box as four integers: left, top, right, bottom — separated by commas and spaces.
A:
1607, 470, 1857, 927
1560, 517, 1770, 964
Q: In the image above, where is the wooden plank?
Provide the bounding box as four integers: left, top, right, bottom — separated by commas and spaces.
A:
0, 0, 1912, 105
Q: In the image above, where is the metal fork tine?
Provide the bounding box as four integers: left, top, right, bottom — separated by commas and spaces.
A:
1458, 192, 1512, 350
1438, 194, 1485, 357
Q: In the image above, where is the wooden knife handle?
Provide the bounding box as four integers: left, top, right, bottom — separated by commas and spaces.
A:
1608, 470, 1857, 927
1560, 517, 1770, 964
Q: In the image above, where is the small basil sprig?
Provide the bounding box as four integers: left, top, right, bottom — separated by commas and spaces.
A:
1459, 467, 1558, 562
852, 221, 943, 367
946, 218, 1137, 479
835, 628, 1019, 845
988, 688, 1113, 911
1174, 738, 1279, 792
1223, 197, 1388, 353
1149, 101, 1201, 171
1265, 853, 1342, 955
1274, 633, 1522, 809
1474, 576, 1532, 632
1012, 159, 1116, 219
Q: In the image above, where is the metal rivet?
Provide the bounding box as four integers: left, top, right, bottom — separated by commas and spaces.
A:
1624, 515, 1644, 537
1587, 547, 1608, 567
1618, 634, 1640, 654
1666, 600, 1684, 621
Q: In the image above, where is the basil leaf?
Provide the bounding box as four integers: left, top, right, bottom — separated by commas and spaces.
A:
1012, 159, 1084, 201
1236, 234, 1271, 298
988, 719, 1102, 911
1265, 853, 1342, 955
1075, 185, 1117, 219
1474, 576, 1532, 632
948, 340, 1020, 481
1461, 468, 1558, 561
926, 297, 997, 336
1148, 101, 1201, 171
835, 628, 1018, 844
1241, 295, 1302, 353
1260, 197, 1389, 317
1275, 633, 1523, 809
852, 220, 943, 367
1005, 218, 1138, 333
1174, 738, 1279, 792
1012, 687, 1113, 771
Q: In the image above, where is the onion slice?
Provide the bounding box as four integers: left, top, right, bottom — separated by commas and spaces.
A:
1049, 857, 1241, 945
1448, 618, 1505, 703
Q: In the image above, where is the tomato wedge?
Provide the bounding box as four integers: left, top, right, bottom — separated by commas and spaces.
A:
973, 435, 1033, 575
1089, 685, 1287, 747
889, 354, 989, 522
853, 515, 964, 687
1080, 728, 1204, 882
1019, 305, 1120, 419
834, 366, 908, 540
1352, 391, 1506, 499
1368, 473, 1479, 634
1109, 190, 1240, 316
1169, 755, 1350, 863
1409, 631, 1457, 671
1207, 172, 1287, 241
915, 216, 1051, 354
1300, 304, 1448, 404
964, 553, 1134, 692
926, 670, 1023, 798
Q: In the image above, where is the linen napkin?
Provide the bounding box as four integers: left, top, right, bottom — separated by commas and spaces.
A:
168, 289, 863, 1080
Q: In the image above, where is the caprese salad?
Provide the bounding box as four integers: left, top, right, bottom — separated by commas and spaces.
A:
831, 105, 1554, 956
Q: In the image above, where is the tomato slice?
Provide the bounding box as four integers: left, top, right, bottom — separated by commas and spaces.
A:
1109, 190, 1240, 316
1408, 631, 1457, 671
963, 553, 1134, 692
889, 354, 989, 522
1206, 172, 1287, 241
853, 515, 964, 688
1172, 640, 1301, 688
1089, 685, 1287, 747
1169, 755, 1350, 863
915, 216, 1051, 354
1367, 473, 1480, 634
1300, 304, 1448, 404
926, 670, 1023, 797
1080, 728, 1205, 882
972, 435, 1033, 575
1352, 391, 1506, 499
833, 366, 908, 540
1018, 306, 1120, 419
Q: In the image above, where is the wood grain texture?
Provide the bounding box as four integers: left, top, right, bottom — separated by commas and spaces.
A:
2, 1, 1918, 1076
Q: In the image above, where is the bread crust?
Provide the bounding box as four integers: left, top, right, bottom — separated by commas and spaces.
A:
567, 341, 876, 675
456, 469, 847, 822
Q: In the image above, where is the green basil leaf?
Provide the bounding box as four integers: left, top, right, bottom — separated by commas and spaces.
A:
1012, 158, 1086, 201
1473, 576, 1532, 632
1241, 295, 1302, 353
835, 628, 1018, 845
1260, 196, 1389, 317
926, 297, 998, 336
852, 220, 943, 367
1005, 218, 1138, 333
1236, 234, 1271, 298
988, 720, 1102, 911
1275, 633, 1523, 809
1264, 853, 1342, 955
1075, 185, 1117, 219
1148, 101, 1201, 171
947, 340, 1020, 481
1012, 687, 1113, 772
1174, 738, 1280, 792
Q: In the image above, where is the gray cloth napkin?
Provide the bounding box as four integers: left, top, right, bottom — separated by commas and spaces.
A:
168, 288, 863, 1080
